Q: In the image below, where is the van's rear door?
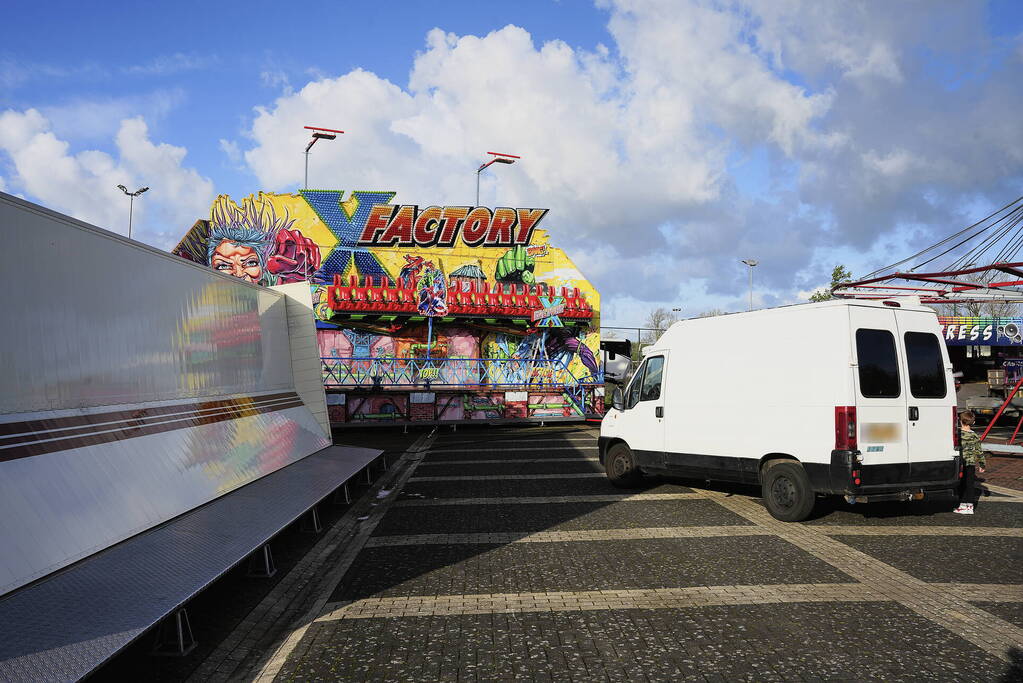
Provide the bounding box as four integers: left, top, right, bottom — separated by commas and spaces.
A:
849, 306, 910, 484
895, 311, 957, 480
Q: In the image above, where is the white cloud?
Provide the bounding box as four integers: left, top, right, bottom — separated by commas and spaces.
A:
235, 2, 1022, 324
41, 89, 185, 142
122, 53, 217, 76
219, 138, 242, 164
260, 69, 292, 93
0, 109, 214, 247
0, 60, 108, 90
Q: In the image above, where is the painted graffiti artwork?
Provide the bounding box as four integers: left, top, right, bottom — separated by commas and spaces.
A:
173, 190, 602, 423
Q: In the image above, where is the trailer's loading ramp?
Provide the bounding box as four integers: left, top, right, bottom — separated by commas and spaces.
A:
0, 443, 380, 682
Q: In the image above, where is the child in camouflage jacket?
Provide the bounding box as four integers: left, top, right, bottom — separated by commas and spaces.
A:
955, 410, 986, 515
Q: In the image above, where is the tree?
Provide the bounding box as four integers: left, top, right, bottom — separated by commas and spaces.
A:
642, 307, 680, 344
696, 308, 726, 318
932, 299, 1019, 318
809, 265, 853, 302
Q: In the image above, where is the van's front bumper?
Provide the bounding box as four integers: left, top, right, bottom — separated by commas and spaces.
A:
805, 450, 962, 497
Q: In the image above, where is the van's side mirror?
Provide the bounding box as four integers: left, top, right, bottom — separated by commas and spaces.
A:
611, 386, 625, 411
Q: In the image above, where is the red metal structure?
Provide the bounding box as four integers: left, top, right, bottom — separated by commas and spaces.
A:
327, 274, 593, 327
833, 195, 1023, 305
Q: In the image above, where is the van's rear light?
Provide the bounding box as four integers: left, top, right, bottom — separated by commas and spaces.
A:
882, 300, 901, 307
835, 406, 857, 451
952, 407, 960, 448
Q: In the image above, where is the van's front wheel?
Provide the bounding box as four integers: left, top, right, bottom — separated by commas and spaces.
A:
605, 443, 644, 488
762, 461, 815, 522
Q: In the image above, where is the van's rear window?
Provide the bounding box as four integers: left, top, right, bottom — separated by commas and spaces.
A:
905, 332, 947, 398
855, 329, 901, 398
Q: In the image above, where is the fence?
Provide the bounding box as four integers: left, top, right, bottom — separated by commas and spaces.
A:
321, 356, 602, 389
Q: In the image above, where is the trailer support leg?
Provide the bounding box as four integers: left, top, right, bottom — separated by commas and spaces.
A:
332, 482, 351, 505
153, 609, 197, 657
300, 506, 322, 534
246, 544, 277, 578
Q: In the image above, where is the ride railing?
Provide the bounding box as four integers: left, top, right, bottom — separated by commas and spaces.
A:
321, 357, 603, 389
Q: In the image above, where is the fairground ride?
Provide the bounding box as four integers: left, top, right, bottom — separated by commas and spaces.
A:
833, 194, 1023, 305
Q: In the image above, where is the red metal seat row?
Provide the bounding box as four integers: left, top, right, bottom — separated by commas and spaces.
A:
327, 274, 592, 318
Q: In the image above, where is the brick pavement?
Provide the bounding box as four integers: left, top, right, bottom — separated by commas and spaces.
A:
207, 425, 1022, 681
985, 455, 1023, 491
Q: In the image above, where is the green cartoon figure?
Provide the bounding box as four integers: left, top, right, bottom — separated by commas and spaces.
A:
495, 245, 535, 284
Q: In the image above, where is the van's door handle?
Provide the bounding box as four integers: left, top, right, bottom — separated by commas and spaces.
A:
909, 406, 919, 421
655, 406, 664, 418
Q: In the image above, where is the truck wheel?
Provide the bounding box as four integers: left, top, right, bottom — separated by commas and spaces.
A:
762, 461, 815, 522
605, 443, 643, 488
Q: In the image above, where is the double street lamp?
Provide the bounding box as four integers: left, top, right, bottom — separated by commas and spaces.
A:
116, 184, 149, 240
476, 152, 519, 206
741, 258, 759, 311
303, 125, 344, 190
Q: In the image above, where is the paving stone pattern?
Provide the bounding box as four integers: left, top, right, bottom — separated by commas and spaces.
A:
806, 498, 1023, 526
984, 455, 1023, 492
414, 459, 602, 476
833, 535, 1023, 584
395, 492, 705, 506
373, 499, 752, 536
235, 426, 1023, 682
400, 478, 696, 499
972, 601, 1023, 629
327, 534, 853, 602
283, 603, 1012, 682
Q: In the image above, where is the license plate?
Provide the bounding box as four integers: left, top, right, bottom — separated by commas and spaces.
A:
862, 423, 901, 443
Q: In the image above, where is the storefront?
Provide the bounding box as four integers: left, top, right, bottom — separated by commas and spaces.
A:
937, 316, 1023, 385
173, 190, 602, 424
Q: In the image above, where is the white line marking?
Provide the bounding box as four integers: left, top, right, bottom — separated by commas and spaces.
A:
418, 456, 599, 465
409, 472, 607, 482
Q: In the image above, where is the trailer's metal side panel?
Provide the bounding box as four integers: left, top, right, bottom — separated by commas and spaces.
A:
0, 193, 331, 596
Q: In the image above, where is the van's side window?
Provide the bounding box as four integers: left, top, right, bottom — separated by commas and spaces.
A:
855, 329, 901, 398
905, 332, 947, 398
626, 360, 646, 409
640, 356, 664, 402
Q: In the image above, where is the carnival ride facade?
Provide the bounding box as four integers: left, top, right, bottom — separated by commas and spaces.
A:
173, 190, 602, 424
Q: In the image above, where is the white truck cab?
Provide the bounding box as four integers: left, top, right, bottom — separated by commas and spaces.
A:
599, 298, 960, 521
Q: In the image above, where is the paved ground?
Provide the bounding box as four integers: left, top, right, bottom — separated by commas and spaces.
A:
209, 425, 1023, 683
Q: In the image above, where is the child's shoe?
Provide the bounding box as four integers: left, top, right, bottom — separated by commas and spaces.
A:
953, 503, 974, 515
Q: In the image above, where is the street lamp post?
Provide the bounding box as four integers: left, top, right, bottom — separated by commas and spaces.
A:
303, 126, 344, 190
741, 259, 759, 311
116, 184, 149, 239
476, 152, 519, 206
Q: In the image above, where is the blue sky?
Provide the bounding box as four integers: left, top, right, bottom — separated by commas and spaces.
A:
2, 0, 1022, 326
1, 0, 617, 200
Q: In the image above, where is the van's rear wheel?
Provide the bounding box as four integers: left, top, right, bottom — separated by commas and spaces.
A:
606, 443, 643, 488
762, 461, 815, 522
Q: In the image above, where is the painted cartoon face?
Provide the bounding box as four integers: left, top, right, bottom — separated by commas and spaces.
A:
211, 240, 263, 283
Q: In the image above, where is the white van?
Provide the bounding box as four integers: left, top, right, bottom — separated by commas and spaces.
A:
599, 298, 960, 521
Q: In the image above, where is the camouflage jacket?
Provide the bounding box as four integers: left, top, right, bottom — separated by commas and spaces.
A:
960, 429, 986, 467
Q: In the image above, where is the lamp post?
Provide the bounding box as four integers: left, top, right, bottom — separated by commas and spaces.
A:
116, 184, 149, 239
476, 152, 519, 206
741, 259, 758, 311
303, 126, 343, 190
